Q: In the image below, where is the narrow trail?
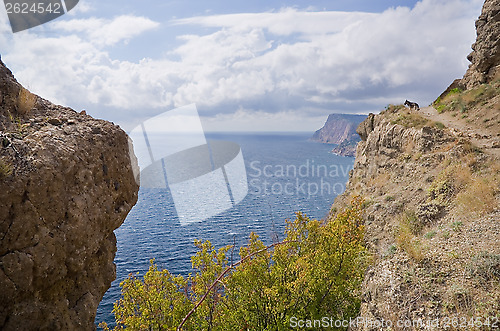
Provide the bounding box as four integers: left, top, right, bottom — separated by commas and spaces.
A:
418, 106, 500, 158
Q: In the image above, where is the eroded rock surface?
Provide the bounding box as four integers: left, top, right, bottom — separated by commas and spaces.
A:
0, 60, 138, 330
462, 0, 500, 89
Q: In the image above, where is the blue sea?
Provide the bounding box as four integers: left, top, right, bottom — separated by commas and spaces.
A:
95, 132, 354, 327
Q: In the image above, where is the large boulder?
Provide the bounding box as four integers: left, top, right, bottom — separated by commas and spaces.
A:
0, 60, 139, 330
462, 0, 500, 89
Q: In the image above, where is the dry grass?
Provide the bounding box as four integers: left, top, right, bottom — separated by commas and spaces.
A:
445, 283, 474, 316
426, 156, 498, 218
368, 172, 391, 187
17, 87, 37, 115
451, 156, 499, 217
0, 158, 13, 178
368, 172, 391, 195
403, 138, 416, 154
395, 211, 426, 262
390, 111, 433, 129
455, 177, 497, 217
396, 227, 425, 262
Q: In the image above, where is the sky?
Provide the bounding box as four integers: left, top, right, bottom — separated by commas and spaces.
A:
0, 0, 484, 132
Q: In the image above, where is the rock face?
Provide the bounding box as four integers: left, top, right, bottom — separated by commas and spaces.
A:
330, 2, 500, 323
461, 0, 500, 89
332, 105, 500, 329
311, 114, 366, 144
330, 139, 358, 157
0, 60, 139, 330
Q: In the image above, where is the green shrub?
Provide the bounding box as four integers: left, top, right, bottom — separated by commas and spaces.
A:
424, 230, 436, 239
384, 195, 395, 202
450, 221, 463, 232
434, 122, 445, 129
466, 252, 500, 282
383, 244, 397, 258
101, 198, 369, 330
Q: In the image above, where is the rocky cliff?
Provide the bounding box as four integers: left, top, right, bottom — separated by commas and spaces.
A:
334, 104, 499, 329
0, 61, 139, 330
311, 114, 366, 145
331, 2, 500, 328
461, 0, 500, 89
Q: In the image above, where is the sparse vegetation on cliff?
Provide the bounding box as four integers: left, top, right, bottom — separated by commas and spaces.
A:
332, 64, 499, 326
433, 78, 500, 132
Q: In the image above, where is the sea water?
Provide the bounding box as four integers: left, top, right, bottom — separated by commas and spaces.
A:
96, 132, 355, 327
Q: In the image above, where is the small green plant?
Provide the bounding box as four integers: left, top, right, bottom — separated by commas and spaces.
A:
383, 244, 397, 258
424, 230, 437, 239
447, 284, 473, 315
434, 121, 445, 129
450, 221, 463, 232
466, 252, 500, 282
384, 195, 395, 202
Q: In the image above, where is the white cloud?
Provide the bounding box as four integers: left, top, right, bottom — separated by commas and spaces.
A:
51, 15, 160, 46
0, 0, 483, 131
67, 0, 93, 15
172, 8, 375, 37
201, 108, 330, 132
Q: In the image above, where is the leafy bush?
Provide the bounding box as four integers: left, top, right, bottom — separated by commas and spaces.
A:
101, 197, 369, 330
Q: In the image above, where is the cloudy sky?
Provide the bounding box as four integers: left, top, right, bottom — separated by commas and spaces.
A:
0, 0, 483, 132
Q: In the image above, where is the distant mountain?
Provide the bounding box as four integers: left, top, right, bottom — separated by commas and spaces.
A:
311, 114, 366, 145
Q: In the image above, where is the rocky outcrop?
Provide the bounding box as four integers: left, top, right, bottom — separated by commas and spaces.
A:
311, 114, 366, 144
461, 0, 500, 89
327, 2, 500, 328
0, 60, 139, 330
331, 139, 358, 157
333, 105, 500, 329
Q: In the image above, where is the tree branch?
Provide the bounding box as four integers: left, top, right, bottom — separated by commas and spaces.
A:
177, 240, 297, 331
